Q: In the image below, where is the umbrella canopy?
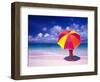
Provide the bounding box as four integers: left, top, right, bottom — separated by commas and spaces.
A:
57, 30, 80, 50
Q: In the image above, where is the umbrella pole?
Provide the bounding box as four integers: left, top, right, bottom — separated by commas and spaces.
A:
69, 50, 73, 60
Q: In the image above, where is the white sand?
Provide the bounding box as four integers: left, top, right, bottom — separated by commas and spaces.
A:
28, 49, 88, 66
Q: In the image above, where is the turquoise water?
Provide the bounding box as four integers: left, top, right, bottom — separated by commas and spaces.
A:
28, 43, 88, 56
28, 43, 87, 49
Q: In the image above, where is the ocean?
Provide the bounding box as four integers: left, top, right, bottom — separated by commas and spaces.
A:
28, 43, 88, 49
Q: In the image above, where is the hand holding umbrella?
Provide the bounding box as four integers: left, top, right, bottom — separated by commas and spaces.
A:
57, 30, 80, 61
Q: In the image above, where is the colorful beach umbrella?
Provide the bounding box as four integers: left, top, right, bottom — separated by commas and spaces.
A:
57, 30, 80, 61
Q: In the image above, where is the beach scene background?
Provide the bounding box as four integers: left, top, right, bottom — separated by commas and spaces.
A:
28, 15, 88, 67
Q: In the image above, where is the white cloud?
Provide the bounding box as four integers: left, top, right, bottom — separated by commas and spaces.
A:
37, 33, 43, 38
79, 25, 87, 36
43, 27, 47, 31
65, 23, 80, 31
28, 32, 57, 43
44, 33, 50, 37
76, 29, 80, 32
72, 23, 79, 29
28, 24, 88, 43
28, 35, 33, 42
28, 35, 33, 39
66, 26, 70, 30
80, 25, 87, 31
29, 25, 63, 43
50, 25, 64, 37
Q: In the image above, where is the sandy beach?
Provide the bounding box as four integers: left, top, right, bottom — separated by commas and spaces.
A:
28, 48, 88, 67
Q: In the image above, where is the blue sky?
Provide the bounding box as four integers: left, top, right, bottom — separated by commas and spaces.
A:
28, 15, 88, 43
